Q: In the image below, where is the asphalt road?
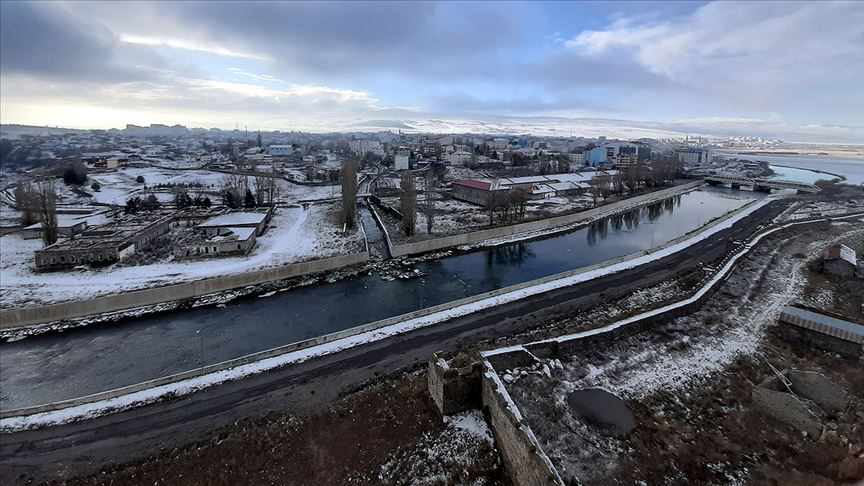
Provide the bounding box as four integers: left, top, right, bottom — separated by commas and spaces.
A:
0, 201, 787, 484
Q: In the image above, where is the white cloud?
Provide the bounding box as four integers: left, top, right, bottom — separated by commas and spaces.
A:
120, 34, 269, 60
566, 1, 864, 83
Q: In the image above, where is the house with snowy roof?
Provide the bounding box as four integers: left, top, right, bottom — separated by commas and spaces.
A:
173, 208, 273, 259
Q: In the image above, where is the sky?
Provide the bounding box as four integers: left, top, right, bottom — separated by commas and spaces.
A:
1, 0, 863, 143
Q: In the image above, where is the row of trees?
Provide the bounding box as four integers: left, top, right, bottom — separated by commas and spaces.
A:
14, 181, 58, 246
124, 194, 162, 213
394, 171, 438, 237
220, 174, 279, 209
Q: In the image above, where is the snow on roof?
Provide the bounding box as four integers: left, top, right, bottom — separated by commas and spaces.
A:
200, 212, 267, 227
547, 181, 588, 191
227, 226, 256, 241
24, 217, 87, 230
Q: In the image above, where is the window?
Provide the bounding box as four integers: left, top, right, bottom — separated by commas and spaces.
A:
60, 256, 65, 263
70, 256, 75, 263
237, 244, 241, 250
99, 253, 103, 261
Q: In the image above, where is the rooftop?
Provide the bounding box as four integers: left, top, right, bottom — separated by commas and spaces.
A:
780, 306, 864, 344
200, 212, 268, 227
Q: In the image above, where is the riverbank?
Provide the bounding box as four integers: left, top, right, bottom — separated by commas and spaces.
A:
0, 191, 782, 423
382, 181, 703, 258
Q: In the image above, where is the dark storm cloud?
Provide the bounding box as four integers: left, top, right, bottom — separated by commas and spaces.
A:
76, 1, 527, 81
0, 2, 151, 82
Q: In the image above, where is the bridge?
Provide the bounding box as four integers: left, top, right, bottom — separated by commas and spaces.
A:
704, 174, 821, 193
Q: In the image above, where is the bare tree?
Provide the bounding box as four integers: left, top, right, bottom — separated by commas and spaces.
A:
220, 173, 248, 208
253, 175, 269, 206
423, 171, 435, 234
399, 173, 416, 236
36, 180, 58, 246
341, 160, 358, 228
14, 182, 39, 227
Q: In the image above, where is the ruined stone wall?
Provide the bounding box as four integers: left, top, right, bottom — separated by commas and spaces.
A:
427, 354, 482, 415
786, 370, 847, 412
481, 368, 564, 486
752, 380, 823, 438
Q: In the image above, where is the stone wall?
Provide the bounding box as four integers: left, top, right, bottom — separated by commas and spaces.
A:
480, 367, 564, 486
752, 382, 823, 438
427, 353, 483, 415
751, 370, 846, 438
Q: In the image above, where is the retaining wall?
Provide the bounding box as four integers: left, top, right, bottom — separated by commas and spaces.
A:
388, 182, 703, 257
481, 368, 564, 485
0, 250, 369, 329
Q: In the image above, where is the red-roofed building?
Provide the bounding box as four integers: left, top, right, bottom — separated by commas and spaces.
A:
452, 179, 501, 206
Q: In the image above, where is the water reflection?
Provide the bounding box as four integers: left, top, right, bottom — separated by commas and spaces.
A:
486, 243, 534, 267
588, 194, 682, 247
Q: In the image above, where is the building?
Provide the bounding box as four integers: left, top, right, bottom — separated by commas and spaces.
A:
586, 147, 607, 167
394, 147, 411, 171
615, 153, 640, 167
778, 306, 863, 358
451, 180, 502, 206
821, 244, 857, 277
487, 138, 510, 151
174, 208, 273, 259
34, 212, 178, 270
677, 148, 713, 167
22, 217, 88, 240
451, 173, 603, 206
197, 209, 272, 237
569, 150, 585, 166
637, 145, 652, 161
447, 150, 473, 166
348, 140, 383, 156
268, 145, 294, 156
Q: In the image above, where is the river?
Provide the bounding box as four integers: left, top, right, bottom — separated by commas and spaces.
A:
1, 187, 760, 410
723, 153, 864, 185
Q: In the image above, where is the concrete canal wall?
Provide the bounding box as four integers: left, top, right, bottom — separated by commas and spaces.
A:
0, 250, 369, 329
387, 181, 703, 257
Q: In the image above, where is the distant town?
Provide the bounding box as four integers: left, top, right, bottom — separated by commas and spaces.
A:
1, 122, 863, 485
1, 123, 854, 280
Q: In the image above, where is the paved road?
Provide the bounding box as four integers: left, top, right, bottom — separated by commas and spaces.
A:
0, 201, 787, 484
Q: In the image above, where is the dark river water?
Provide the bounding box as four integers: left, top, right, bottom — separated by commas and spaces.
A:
0, 187, 759, 410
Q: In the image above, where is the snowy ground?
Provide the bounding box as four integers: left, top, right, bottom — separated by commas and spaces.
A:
0, 203, 365, 309
786, 198, 864, 221
496, 221, 864, 484
376, 410, 499, 485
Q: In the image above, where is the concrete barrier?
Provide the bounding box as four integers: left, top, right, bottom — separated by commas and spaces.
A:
387, 182, 703, 257
0, 251, 369, 329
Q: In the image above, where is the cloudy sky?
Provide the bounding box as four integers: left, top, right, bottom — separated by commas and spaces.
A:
1, 1, 862, 142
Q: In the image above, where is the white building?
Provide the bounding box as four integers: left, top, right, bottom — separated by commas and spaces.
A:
447, 150, 473, 166
569, 152, 586, 166
268, 145, 294, 156
348, 140, 383, 156
487, 138, 510, 151
677, 148, 713, 167
394, 147, 411, 171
